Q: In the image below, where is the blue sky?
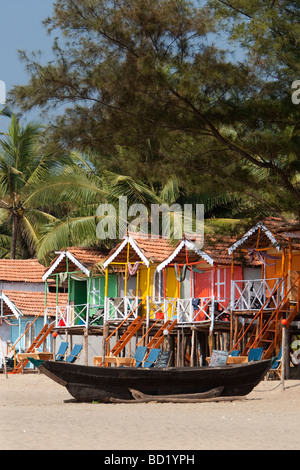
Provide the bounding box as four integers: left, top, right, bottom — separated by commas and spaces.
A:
0, 1, 55, 129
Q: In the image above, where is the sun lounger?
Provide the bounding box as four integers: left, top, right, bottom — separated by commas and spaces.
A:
142, 348, 161, 368
65, 344, 83, 363
55, 341, 69, 361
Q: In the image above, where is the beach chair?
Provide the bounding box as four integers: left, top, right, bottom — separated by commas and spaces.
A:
229, 349, 240, 357
248, 347, 264, 362
142, 348, 161, 368
55, 341, 69, 361
65, 344, 83, 364
265, 348, 282, 380
134, 346, 148, 367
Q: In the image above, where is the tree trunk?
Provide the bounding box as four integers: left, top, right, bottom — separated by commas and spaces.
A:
10, 213, 18, 259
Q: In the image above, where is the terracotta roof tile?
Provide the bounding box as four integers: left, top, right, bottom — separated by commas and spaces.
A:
229, 216, 300, 253
0, 259, 46, 283
105, 234, 177, 266
2, 290, 68, 317
45, 247, 110, 277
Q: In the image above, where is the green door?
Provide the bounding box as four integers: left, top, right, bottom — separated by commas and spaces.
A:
74, 279, 87, 324
89, 275, 118, 323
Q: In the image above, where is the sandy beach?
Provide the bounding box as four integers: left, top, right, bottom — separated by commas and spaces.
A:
0, 373, 300, 451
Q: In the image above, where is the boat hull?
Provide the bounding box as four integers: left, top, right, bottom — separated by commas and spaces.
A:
39, 359, 272, 402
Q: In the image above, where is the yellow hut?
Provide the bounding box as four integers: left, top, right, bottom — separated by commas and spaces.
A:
102, 234, 175, 325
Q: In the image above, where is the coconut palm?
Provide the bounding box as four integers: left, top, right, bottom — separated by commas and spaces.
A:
0, 114, 70, 258
31, 153, 164, 261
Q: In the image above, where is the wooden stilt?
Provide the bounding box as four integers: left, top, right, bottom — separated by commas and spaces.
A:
84, 330, 88, 366
190, 328, 195, 366
177, 330, 180, 367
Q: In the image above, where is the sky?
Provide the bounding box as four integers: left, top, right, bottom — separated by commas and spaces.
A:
0, 1, 55, 129
0, 0, 244, 133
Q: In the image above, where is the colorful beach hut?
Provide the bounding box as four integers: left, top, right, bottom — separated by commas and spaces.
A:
43, 247, 116, 328
102, 234, 175, 325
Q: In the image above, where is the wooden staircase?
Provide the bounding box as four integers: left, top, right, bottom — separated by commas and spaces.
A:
146, 319, 177, 349
234, 274, 300, 359
109, 316, 144, 356
11, 323, 54, 374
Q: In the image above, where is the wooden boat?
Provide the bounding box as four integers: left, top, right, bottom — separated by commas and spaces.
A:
38, 359, 272, 402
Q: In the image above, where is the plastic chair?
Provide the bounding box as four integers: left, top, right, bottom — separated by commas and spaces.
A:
248, 347, 263, 362
65, 344, 83, 363
266, 348, 282, 380
134, 346, 148, 367
55, 341, 69, 361
142, 348, 161, 368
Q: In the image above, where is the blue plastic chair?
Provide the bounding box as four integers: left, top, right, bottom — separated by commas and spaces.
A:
266, 348, 282, 379
229, 349, 240, 357
65, 344, 83, 363
134, 346, 148, 367
271, 348, 282, 369
55, 341, 69, 361
248, 347, 263, 362
142, 348, 161, 368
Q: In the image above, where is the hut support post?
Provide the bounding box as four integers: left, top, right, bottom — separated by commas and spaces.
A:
146, 267, 150, 327
104, 267, 108, 323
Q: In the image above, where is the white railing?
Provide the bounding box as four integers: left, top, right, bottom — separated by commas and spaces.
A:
231, 278, 284, 311
176, 297, 230, 324
104, 296, 141, 321
47, 304, 104, 328
147, 296, 231, 325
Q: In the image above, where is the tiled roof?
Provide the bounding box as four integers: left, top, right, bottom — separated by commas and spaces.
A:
228, 216, 300, 253
45, 247, 110, 277
67, 247, 109, 269
2, 290, 68, 317
129, 235, 176, 263
0, 259, 46, 283
204, 235, 241, 265
104, 234, 176, 266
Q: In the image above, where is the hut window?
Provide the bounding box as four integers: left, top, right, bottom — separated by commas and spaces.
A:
154, 270, 163, 302
214, 268, 226, 301
91, 278, 101, 305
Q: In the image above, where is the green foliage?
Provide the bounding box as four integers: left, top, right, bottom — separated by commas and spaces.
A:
7, 0, 300, 255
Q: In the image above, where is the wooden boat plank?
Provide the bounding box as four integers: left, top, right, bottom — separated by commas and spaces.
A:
129, 386, 224, 400
108, 395, 246, 404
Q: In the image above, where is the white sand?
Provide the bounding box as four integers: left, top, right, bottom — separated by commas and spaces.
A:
0, 373, 299, 450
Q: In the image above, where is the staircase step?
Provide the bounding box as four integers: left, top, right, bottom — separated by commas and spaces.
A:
110, 316, 143, 356
12, 323, 54, 374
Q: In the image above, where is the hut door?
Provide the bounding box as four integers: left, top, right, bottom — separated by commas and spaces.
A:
74, 280, 87, 324
24, 321, 35, 350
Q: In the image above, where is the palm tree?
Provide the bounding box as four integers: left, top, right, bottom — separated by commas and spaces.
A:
29, 152, 163, 261
0, 114, 69, 258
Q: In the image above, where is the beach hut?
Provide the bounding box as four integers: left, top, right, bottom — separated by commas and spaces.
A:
155, 236, 247, 325
228, 217, 300, 311
227, 216, 300, 368
43, 247, 117, 329
0, 259, 67, 368
102, 234, 175, 325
